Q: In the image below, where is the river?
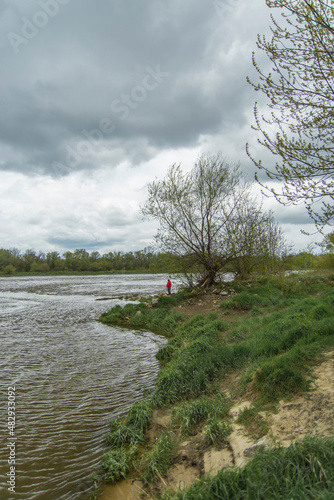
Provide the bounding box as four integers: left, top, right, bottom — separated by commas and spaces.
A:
0, 274, 172, 500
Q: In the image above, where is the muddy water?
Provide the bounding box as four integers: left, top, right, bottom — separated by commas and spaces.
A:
0, 275, 169, 500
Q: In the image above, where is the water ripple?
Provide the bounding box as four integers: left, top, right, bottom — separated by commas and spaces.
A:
0, 275, 168, 499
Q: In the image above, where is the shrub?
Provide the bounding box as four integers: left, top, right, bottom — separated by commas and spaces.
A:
4, 264, 16, 274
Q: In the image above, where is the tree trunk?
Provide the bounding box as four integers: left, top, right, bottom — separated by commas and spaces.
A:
199, 271, 217, 288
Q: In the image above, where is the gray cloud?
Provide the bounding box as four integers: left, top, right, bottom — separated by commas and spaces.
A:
0, 0, 259, 177
0, 0, 325, 253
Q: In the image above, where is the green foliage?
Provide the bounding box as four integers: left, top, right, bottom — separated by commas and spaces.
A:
220, 279, 302, 312
248, 1, 334, 229
141, 152, 288, 286
176, 313, 228, 341
151, 314, 234, 406
162, 435, 334, 499
153, 275, 334, 407
253, 348, 316, 402
141, 430, 176, 486
173, 392, 231, 435
106, 421, 144, 447
1, 244, 334, 275
221, 291, 269, 310
156, 342, 178, 362
102, 447, 134, 484
100, 303, 148, 325
125, 399, 152, 431
107, 400, 152, 447
157, 288, 192, 307
100, 272, 334, 494
3, 264, 16, 274
0, 246, 184, 273
100, 302, 184, 336
204, 417, 233, 445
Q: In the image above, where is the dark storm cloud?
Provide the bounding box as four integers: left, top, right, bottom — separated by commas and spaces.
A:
0, 0, 258, 177
2, 0, 321, 254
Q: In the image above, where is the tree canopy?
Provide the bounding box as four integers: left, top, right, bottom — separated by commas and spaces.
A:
141, 153, 286, 285
247, 0, 334, 230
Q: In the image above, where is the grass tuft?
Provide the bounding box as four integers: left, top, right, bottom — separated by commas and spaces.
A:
173, 392, 232, 435
141, 430, 177, 486
204, 417, 233, 445
102, 446, 136, 484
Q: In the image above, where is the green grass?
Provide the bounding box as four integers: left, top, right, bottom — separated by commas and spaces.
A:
204, 417, 233, 445
141, 430, 177, 486
152, 315, 237, 406
100, 302, 184, 336
161, 435, 334, 499
101, 273, 334, 409
106, 399, 152, 447
99, 271, 334, 495
102, 446, 136, 484
172, 392, 232, 435
236, 405, 269, 440
125, 399, 152, 430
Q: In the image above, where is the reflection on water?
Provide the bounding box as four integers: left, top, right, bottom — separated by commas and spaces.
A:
0, 275, 169, 499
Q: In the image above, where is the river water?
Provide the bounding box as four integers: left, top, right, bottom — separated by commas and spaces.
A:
0, 274, 171, 500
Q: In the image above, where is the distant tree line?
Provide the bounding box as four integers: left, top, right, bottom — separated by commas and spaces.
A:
0, 247, 178, 274
0, 236, 333, 276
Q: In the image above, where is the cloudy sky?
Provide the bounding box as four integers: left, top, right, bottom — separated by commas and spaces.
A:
0, 0, 326, 256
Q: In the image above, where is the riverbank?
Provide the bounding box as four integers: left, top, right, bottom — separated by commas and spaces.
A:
96, 271, 334, 499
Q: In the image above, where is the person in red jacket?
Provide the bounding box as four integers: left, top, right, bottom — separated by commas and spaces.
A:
166, 279, 172, 295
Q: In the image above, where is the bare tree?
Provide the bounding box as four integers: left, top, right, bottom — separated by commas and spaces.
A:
141, 153, 286, 285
